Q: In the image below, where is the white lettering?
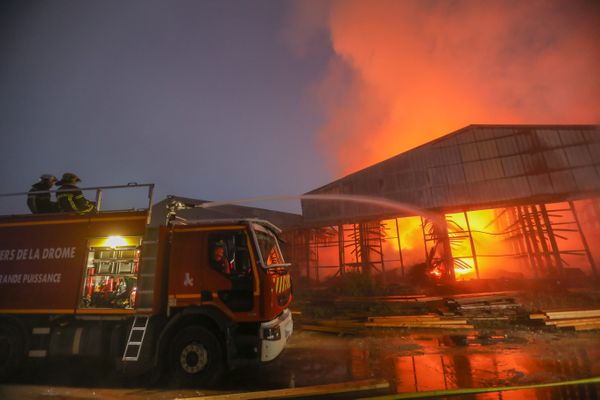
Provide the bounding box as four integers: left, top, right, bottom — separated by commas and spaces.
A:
0, 247, 77, 262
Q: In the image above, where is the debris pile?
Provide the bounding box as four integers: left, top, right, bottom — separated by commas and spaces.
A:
530, 308, 600, 331
442, 293, 522, 321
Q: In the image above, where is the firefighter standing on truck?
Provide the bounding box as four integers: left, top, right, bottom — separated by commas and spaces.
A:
27, 174, 58, 214
56, 172, 96, 214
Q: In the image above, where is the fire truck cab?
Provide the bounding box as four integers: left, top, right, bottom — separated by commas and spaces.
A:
0, 184, 293, 386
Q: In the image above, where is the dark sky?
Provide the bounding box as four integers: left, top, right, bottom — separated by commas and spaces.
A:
0, 0, 334, 213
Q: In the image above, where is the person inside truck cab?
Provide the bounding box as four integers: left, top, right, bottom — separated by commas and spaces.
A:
209, 241, 232, 274
56, 172, 96, 214
27, 174, 59, 214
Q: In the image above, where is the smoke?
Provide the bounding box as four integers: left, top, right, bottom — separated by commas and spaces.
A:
285, 0, 600, 174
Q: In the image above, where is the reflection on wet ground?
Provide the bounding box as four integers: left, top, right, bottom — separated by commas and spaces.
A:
239, 329, 600, 399
0, 330, 598, 399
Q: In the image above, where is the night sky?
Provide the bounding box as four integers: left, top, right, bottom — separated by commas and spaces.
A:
1, 0, 599, 214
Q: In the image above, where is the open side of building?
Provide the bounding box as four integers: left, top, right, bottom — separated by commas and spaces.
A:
285, 124, 600, 285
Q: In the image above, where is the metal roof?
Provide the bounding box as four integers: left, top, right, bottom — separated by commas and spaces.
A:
302, 124, 600, 223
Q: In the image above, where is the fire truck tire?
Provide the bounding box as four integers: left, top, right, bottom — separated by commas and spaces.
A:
0, 323, 24, 381
169, 326, 224, 387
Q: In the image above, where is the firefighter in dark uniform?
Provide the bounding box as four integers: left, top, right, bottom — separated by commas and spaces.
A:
56, 173, 96, 214
27, 174, 58, 214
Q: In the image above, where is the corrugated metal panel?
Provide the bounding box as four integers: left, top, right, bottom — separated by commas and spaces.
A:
474, 128, 495, 141
516, 134, 534, 152
446, 164, 466, 184
505, 176, 532, 198
382, 174, 397, 193
543, 149, 569, 170
438, 146, 461, 165
535, 129, 561, 148
493, 178, 514, 201
460, 143, 480, 162
564, 145, 592, 167
589, 143, 600, 163
429, 167, 448, 186
521, 153, 547, 174
431, 186, 449, 208
467, 182, 487, 203
396, 171, 415, 188
392, 155, 413, 171
501, 155, 525, 177
527, 174, 554, 195
572, 167, 600, 190
477, 140, 499, 159
491, 128, 514, 139
550, 170, 577, 193
482, 158, 504, 180
496, 136, 519, 156
413, 170, 429, 188
464, 161, 486, 182
456, 129, 475, 144
448, 182, 471, 205
559, 130, 584, 146
583, 129, 600, 143
433, 135, 458, 148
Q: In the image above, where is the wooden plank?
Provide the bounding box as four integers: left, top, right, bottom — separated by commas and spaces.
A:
545, 310, 600, 319
529, 313, 547, 320
575, 324, 600, 331
545, 317, 600, 326
299, 324, 359, 334
364, 322, 474, 329
367, 315, 441, 322
368, 318, 468, 325
176, 378, 390, 400
458, 303, 520, 310
554, 319, 600, 328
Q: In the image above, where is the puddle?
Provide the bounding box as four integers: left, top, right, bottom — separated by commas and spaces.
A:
239, 330, 600, 399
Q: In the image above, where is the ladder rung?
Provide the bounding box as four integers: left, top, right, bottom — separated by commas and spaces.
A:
128, 342, 142, 346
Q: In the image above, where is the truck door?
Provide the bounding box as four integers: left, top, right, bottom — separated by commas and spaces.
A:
207, 231, 254, 312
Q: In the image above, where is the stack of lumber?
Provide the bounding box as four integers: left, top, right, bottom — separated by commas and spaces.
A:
444, 294, 521, 320
300, 313, 473, 334
530, 308, 600, 331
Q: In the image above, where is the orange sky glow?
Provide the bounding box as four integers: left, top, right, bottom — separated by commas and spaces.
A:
286, 0, 600, 175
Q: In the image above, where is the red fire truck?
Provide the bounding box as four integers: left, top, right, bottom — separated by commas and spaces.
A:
0, 184, 293, 386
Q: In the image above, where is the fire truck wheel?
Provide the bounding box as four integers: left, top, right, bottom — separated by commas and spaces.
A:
0, 324, 24, 381
169, 326, 224, 387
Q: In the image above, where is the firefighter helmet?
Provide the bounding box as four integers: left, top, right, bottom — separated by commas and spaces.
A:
39, 174, 57, 183
58, 172, 81, 185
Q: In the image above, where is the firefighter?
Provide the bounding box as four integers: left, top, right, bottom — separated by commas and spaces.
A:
209, 241, 232, 274
56, 172, 96, 214
27, 174, 59, 214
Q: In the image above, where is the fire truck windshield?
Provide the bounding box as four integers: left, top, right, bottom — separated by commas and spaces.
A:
253, 226, 285, 268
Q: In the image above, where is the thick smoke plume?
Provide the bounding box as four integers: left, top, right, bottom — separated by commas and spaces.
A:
286, 0, 600, 174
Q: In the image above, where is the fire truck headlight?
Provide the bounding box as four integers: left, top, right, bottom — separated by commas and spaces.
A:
263, 326, 281, 341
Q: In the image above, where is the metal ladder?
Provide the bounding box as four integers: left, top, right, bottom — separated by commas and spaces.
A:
122, 315, 150, 361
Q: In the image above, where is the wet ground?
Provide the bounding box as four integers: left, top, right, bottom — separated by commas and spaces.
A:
1, 328, 599, 399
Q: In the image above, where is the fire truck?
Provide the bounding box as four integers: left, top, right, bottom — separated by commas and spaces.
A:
0, 184, 293, 386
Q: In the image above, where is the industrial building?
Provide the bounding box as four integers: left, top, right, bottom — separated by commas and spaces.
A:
285, 125, 600, 284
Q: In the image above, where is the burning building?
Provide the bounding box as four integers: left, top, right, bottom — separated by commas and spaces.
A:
286, 125, 600, 285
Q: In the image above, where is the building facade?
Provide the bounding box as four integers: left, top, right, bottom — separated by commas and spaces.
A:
286, 125, 600, 284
